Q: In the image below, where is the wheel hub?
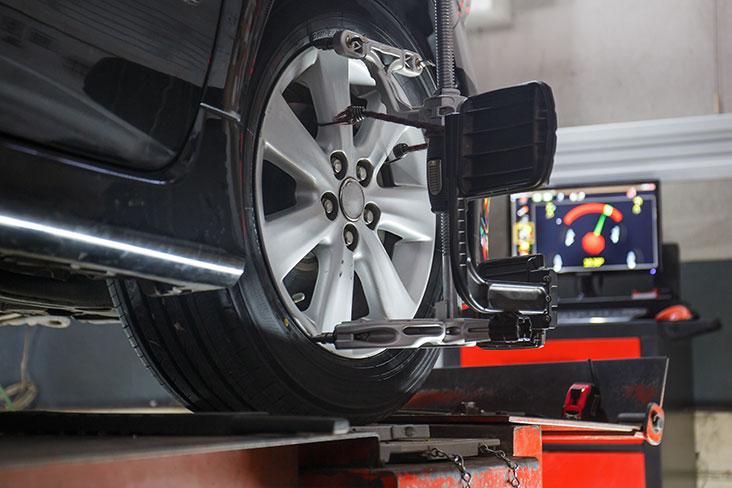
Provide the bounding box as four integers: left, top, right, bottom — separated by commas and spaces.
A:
339, 177, 365, 221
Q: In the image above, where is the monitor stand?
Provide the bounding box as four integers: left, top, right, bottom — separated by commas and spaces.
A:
576, 273, 599, 299
559, 244, 679, 313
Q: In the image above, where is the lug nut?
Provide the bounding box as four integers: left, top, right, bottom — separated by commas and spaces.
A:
356, 160, 373, 186
322, 193, 338, 220
356, 166, 367, 181
332, 158, 342, 174
363, 204, 380, 229
343, 225, 358, 251
331, 152, 347, 179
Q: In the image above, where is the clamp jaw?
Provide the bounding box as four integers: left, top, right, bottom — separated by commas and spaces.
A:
317, 25, 559, 351
318, 254, 556, 350
332, 29, 427, 116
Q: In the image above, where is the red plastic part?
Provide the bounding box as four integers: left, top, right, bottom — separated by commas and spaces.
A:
654, 304, 692, 322
460, 337, 641, 367
542, 433, 644, 445
562, 383, 593, 419
543, 452, 646, 488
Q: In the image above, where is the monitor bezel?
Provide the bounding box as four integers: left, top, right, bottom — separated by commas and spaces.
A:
507, 179, 663, 274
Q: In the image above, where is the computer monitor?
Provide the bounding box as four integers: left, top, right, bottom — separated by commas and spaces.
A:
509, 182, 660, 274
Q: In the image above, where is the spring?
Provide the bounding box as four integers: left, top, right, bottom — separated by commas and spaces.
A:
435, 0, 456, 90
346, 105, 366, 123
318, 105, 366, 126
439, 212, 449, 257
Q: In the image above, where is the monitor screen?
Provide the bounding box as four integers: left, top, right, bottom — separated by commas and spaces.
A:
509, 182, 660, 273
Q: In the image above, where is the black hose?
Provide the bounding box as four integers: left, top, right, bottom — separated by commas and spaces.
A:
435, 0, 455, 91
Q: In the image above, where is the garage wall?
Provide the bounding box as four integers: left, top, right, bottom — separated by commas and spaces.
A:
473, 0, 732, 263
471, 0, 732, 409
661, 179, 732, 262
466, 0, 731, 127
0, 322, 173, 409
474, 0, 732, 263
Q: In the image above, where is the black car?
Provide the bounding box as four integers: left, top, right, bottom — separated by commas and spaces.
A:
0, 0, 491, 422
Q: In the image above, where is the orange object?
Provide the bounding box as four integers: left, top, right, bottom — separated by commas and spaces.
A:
563, 203, 623, 225
654, 304, 691, 321
543, 452, 646, 488
582, 232, 606, 255
460, 337, 641, 367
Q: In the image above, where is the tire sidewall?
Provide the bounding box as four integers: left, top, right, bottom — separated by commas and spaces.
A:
233, 0, 441, 417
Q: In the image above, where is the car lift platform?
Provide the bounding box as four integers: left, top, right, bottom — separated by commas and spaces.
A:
0, 358, 666, 488
0, 411, 539, 488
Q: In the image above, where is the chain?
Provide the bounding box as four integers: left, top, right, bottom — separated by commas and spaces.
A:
421, 444, 522, 488
424, 447, 472, 488
480, 445, 521, 487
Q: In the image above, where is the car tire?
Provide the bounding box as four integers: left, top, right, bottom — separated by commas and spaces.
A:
110, 0, 441, 424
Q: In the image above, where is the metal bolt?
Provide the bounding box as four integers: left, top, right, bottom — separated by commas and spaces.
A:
344, 229, 355, 247
356, 165, 368, 182
347, 36, 363, 52
331, 157, 343, 175
364, 208, 374, 225
651, 413, 664, 433
322, 198, 334, 215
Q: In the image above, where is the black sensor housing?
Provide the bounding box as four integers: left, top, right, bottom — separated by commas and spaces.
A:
446, 81, 557, 199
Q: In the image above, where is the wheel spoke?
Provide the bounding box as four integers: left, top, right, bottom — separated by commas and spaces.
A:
306, 241, 355, 333
355, 227, 417, 318
348, 59, 375, 86
355, 116, 408, 172
369, 185, 435, 242
303, 50, 354, 155
261, 92, 332, 192
385, 128, 429, 184
261, 201, 332, 282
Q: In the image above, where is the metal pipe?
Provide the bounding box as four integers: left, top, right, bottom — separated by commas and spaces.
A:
431, 0, 459, 318
439, 213, 457, 317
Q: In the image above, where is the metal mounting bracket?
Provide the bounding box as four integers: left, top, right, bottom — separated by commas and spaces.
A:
315, 314, 547, 350
331, 30, 427, 116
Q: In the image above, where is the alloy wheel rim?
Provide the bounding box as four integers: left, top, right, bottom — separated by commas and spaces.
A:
255, 46, 436, 358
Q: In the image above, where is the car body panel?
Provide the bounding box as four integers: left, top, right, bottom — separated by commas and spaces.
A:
0, 0, 221, 170
0, 0, 271, 290
0, 0, 478, 292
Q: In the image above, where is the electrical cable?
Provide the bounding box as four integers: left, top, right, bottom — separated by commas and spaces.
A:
0, 326, 38, 411
319, 105, 444, 134
0, 383, 15, 411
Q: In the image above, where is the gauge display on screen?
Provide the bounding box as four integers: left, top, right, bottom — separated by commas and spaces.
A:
510, 183, 659, 273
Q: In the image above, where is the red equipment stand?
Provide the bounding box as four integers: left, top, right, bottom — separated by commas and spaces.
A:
0, 413, 543, 488
0, 415, 660, 488
455, 318, 717, 488
0, 357, 667, 488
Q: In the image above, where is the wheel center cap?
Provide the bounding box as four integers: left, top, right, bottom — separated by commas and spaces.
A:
339, 178, 365, 221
